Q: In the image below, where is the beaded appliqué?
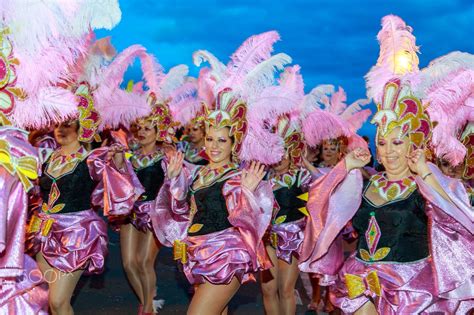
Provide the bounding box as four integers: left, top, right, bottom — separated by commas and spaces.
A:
193, 163, 239, 190
370, 173, 416, 202
130, 150, 164, 170
359, 211, 390, 262
46, 146, 88, 178
41, 181, 65, 214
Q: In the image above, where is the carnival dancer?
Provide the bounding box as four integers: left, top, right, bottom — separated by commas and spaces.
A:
298, 85, 371, 314
300, 76, 474, 314
260, 114, 313, 315
117, 56, 197, 315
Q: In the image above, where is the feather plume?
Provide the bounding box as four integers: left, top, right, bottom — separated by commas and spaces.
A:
192, 50, 226, 81
365, 15, 419, 103
98, 45, 147, 91
327, 87, 347, 115
301, 85, 335, 113
1, 0, 120, 54
139, 53, 165, 92
197, 68, 217, 107
156, 65, 189, 102
248, 86, 303, 123
97, 90, 151, 130
11, 87, 77, 128
279, 65, 305, 96
413, 51, 474, 99
240, 125, 284, 164
168, 81, 201, 126
219, 31, 280, 89
240, 53, 292, 96
301, 110, 352, 147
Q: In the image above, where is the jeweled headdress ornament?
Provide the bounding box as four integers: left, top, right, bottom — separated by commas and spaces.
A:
371, 78, 432, 149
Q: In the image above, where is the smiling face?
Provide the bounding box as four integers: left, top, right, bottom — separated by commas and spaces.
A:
321, 139, 341, 166
205, 126, 233, 167
136, 119, 157, 147
377, 127, 411, 176
54, 120, 80, 147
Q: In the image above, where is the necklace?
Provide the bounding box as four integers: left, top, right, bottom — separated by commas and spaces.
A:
370, 172, 416, 202
193, 163, 239, 190
270, 168, 300, 189
130, 149, 164, 170
46, 146, 88, 178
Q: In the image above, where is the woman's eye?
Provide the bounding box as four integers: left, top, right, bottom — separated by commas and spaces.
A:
378, 141, 385, 146
393, 140, 404, 145
218, 139, 227, 143
205, 137, 212, 142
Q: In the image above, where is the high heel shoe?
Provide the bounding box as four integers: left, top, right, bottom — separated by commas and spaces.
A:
137, 304, 143, 315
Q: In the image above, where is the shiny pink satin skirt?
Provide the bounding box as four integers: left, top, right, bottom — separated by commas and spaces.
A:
0, 255, 48, 314
271, 218, 306, 264
131, 200, 154, 233
331, 253, 467, 314
28, 209, 108, 274
183, 227, 257, 285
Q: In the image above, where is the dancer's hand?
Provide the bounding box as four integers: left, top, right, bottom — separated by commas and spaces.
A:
407, 148, 430, 177
345, 148, 371, 171
242, 161, 266, 192
167, 151, 184, 179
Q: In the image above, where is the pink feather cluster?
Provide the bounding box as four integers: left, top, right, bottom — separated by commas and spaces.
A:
3, 0, 122, 128
365, 14, 419, 104
301, 86, 371, 148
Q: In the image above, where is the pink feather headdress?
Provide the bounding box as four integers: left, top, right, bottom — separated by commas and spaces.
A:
365, 14, 419, 104
301, 85, 371, 150
410, 52, 474, 165
1, 0, 121, 130
367, 15, 473, 165
193, 31, 296, 164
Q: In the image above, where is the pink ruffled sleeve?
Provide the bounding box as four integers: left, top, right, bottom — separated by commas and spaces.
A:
299, 161, 363, 278
87, 147, 144, 216
224, 176, 274, 270
416, 163, 474, 300
151, 161, 201, 247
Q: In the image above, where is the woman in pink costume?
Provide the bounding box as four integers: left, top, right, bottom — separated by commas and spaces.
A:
260, 115, 313, 315
155, 88, 273, 315
299, 79, 473, 314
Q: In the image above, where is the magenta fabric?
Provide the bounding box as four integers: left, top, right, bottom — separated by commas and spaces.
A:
271, 218, 306, 264
131, 200, 154, 232
0, 255, 48, 314
0, 128, 48, 314
88, 147, 144, 217
29, 209, 108, 274
183, 227, 258, 285
332, 253, 437, 314
299, 161, 474, 313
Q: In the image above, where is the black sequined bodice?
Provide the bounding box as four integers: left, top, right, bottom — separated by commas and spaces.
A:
40, 160, 95, 214
188, 180, 233, 236
274, 185, 306, 223
135, 161, 165, 201
352, 183, 429, 263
